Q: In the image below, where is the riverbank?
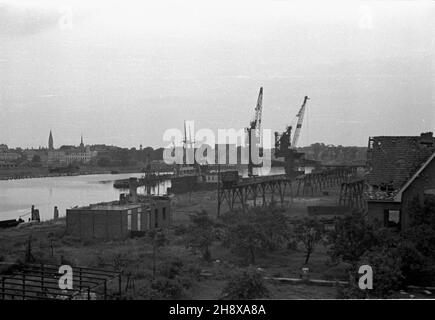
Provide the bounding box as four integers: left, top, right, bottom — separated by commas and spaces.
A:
0, 166, 146, 181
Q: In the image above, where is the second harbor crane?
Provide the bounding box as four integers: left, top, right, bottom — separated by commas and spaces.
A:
274, 95, 310, 176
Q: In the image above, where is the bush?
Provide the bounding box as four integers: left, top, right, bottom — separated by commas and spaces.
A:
173, 224, 189, 236
132, 269, 152, 280
221, 208, 290, 264
286, 239, 298, 251
322, 262, 351, 281
81, 239, 95, 246
327, 211, 380, 265
186, 264, 202, 280
359, 247, 404, 298
159, 258, 184, 279
148, 277, 184, 299
336, 282, 366, 299
221, 267, 269, 300
177, 276, 193, 290
184, 210, 216, 261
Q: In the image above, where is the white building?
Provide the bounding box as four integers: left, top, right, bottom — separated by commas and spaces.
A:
65, 146, 97, 165
47, 134, 97, 167
0, 151, 20, 161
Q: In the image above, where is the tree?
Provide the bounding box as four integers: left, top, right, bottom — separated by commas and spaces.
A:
221, 208, 290, 264
97, 156, 112, 167
31, 154, 41, 163
407, 196, 435, 229
359, 245, 404, 297
293, 218, 324, 264
185, 210, 215, 261
399, 196, 435, 286
327, 211, 380, 266
331, 197, 435, 297
221, 267, 269, 300
148, 230, 168, 278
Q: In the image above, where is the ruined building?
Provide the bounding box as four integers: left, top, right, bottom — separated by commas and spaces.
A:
366, 132, 435, 229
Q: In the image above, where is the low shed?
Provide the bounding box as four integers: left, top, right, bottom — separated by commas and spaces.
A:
66, 197, 171, 239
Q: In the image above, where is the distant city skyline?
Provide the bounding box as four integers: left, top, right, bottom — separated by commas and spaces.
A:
1, 0, 434, 149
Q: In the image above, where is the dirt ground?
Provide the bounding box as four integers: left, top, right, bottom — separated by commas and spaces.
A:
0, 186, 345, 299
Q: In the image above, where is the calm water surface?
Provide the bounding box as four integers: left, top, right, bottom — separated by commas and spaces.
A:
0, 173, 171, 221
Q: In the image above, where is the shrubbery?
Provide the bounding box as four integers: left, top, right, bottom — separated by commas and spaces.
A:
220, 207, 290, 264
184, 210, 216, 261
329, 197, 435, 298
221, 267, 269, 300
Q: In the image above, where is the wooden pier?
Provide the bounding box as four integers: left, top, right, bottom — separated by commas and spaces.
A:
217, 174, 293, 214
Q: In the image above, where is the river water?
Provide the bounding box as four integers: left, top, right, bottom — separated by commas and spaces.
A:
0, 173, 171, 221
0, 167, 284, 222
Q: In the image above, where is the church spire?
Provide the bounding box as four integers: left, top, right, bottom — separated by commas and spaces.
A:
48, 130, 54, 150
80, 134, 84, 149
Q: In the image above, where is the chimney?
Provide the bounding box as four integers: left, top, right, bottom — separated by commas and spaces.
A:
420, 132, 434, 146
129, 178, 138, 202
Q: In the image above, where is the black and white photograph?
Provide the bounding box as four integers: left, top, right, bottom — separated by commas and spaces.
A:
0, 0, 435, 309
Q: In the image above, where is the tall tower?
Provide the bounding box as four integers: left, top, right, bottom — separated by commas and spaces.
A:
80, 134, 84, 149
48, 130, 54, 150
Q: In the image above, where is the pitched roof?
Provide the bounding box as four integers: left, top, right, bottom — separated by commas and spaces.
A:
393, 151, 435, 201
367, 133, 435, 190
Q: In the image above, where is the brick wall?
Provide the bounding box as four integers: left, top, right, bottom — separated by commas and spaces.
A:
367, 201, 401, 227
401, 156, 435, 228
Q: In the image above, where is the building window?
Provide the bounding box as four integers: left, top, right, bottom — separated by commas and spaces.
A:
162, 207, 166, 221
154, 208, 159, 228
384, 209, 400, 228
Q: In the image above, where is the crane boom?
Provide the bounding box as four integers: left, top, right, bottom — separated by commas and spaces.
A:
291, 96, 309, 148
247, 87, 263, 177
251, 87, 263, 143
250, 87, 263, 129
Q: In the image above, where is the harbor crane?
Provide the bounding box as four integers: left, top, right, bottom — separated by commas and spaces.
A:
291, 95, 310, 148
250, 87, 263, 143
247, 87, 264, 177
274, 95, 310, 176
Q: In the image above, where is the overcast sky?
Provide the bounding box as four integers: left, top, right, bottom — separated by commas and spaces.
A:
0, 0, 434, 149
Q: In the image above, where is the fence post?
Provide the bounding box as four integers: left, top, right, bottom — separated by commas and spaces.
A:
118, 273, 122, 297
41, 263, 44, 292
79, 267, 82, 290
1, 276, 4, 300
22, 274, 25, 300
104, 280, 107, 300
